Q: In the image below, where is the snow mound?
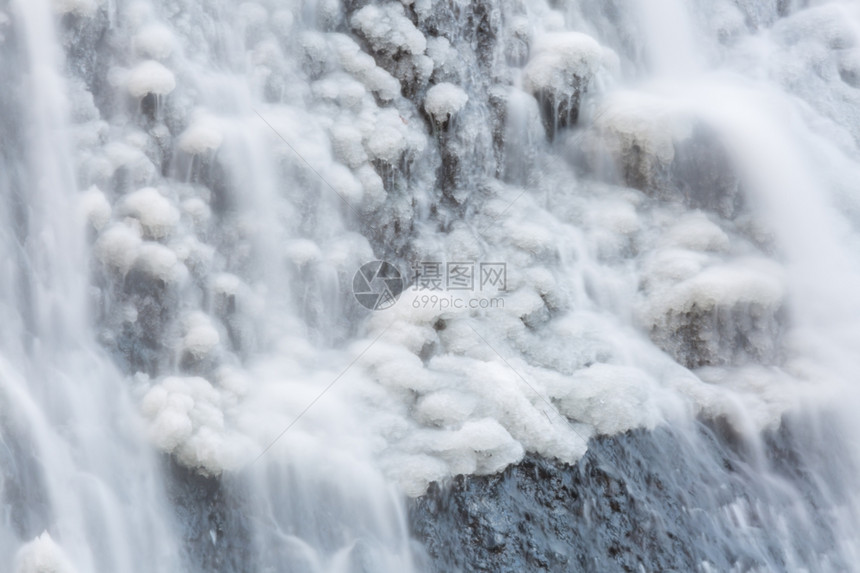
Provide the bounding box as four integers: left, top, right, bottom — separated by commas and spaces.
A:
640, 256, 787, 368
179, 117, 223, 154
645, 259, 785, 320
330, 125, 367, 168
133, 24, 176, 60
181, 312, 221, 359
590, 93, 691, 167
331, 34, 402, 101
424, 83, 469, 122
351, 3, 427, 56
523, 32, 615, 96
78, 186, 111, 231
661, 213, 730, 252
95, 224, 142, 275
142, 376, 247, 473
285, 239, 322, 266
557, 364, 663, 435
133, 242, 186, 283
53, 0, 98, 17
366, 126, 406, 164
126, 60, 176, 98
119, 187, 180, 239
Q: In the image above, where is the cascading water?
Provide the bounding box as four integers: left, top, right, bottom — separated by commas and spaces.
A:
3, 0, 860, 571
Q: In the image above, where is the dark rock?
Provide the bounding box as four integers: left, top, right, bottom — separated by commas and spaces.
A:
410, 415, 854, 572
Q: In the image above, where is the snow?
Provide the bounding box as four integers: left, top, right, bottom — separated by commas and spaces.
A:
661, 213, 731, 252
356, 164, 386, 207
134, 242, 185, 283
179, 117, 223, 154
119, 187, 180, 239
557, 364, 663, 434
126, 60, 176, 98
425, 36, 460, 78
133, 24, 176, 60
424, 83, 469, 122
366, 126, 406, 164
589, 92, 692, 167
285, 239, 322, 266
330, 124, 367, 168
414, 389, 478, 427
181, 197, 211, 227
95, 224, 142, 275
79, 186, 111, 231
331, 34, 402, 101
213, 273, 242, 297
351, 3, 427, 56
642, 258, 786, 327
523, 32, 616, 96
143, 376, 248, 473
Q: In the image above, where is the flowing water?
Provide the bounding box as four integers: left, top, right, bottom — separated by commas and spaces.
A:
2, 0, 860, 571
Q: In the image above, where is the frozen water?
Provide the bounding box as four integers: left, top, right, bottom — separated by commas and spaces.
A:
5, 0, 860, 570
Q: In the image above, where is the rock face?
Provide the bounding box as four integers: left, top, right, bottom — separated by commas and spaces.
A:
585, 99, 743, 218
410, 416, 854, 572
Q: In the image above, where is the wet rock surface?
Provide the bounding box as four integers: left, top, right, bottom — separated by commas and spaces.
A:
410, 415, 853, 572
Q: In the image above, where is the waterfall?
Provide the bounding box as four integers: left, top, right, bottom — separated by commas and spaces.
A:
2, 0, 860, 571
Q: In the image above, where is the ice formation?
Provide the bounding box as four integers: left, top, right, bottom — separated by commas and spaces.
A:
14, 533, 75, 573
132, 24, 176, 61
119, 187, 180, 239
351, 3, 427, 56
36, 0, 860, 507
424, 83, 468, 123
522, 32, 615, 96
126, 60, 176, 98
178, 118, 223, 155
